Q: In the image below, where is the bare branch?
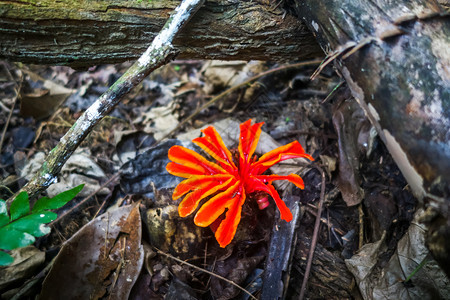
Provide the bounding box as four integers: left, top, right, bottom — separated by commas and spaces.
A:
6, 0, 205, 205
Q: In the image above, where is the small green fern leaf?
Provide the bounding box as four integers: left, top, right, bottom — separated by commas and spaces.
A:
0, 184, 84, 266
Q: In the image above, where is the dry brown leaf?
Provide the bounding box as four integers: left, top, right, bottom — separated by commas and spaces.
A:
40, 204, 143, 299
20, 69, 74, 119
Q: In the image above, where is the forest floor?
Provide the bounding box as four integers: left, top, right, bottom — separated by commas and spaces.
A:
0, 59, 433, 299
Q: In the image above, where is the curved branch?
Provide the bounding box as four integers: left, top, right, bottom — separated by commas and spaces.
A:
6, 0, 205, 205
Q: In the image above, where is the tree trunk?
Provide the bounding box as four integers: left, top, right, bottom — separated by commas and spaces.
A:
0, 0, 322, 68
287, 0, 450, 275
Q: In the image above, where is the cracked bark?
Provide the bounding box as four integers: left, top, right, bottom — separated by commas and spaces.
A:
287, 0, 450, 277
0, 0, 322, 67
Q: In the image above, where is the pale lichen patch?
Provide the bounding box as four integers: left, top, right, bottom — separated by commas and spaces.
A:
43, 173, 57, 186
312, 20, 319, 32
406, 85, 444, 127
405, 85, 425, 117
39, 224, 51, 235
21, 232, 36, 245
0, 201, 7, 215
425, 89, 444, 123
430, 34, 450, 83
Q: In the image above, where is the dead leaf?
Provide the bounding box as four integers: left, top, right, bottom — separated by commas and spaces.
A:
346, 209, 450, 299
261, 196, 301, 299
210, 253, 265, 300
145, 201, 204, 260
21, 149, 109, 198
113, 130, 156, 164
40, 204, 144, 300
119, 140, 184, 196
136, 105, 179, 140
201, 60, 265, 99
332, 98, 371, 206
20, 69, 74, 119
0, 246, 45, 291
319, 154, 337, 179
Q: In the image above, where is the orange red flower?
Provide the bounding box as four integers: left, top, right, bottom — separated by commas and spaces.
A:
166, 119, 314, 247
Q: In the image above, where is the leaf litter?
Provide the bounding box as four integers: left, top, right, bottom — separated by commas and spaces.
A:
0, 59, 447, 299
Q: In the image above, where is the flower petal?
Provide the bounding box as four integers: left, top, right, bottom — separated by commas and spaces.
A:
168, 145, 225, 176
214, 190, 246, 247
194, 180, 241, 227
256, 174, 305, 189
166, 162, 207, 177
173, 174, 234, 200
193, 126, 236, 170
238, 119, 263, 164
178, 177, 236, 217
252, 141, 314, 174
266, 184, 293, 222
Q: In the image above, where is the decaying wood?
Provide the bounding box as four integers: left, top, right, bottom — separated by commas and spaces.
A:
0, 0, 322, 67
262, 196, 301, 299
288, 0, 450, 275
291, 235, 355, 299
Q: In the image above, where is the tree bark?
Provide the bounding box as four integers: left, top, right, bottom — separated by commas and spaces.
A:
287, 0, 450, 275
290, 235, 355, 299
0, 0, 322, 67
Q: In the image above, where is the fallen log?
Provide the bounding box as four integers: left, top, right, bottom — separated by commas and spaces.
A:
287, 0, 450, 275
0, 0, 321, 67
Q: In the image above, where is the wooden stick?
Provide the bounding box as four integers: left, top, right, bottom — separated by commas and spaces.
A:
6, 0, 205, 206
299, 165, 326, 300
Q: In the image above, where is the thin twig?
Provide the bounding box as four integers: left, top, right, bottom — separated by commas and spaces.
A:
0, 73, 21, 154
7, 0, 205, 206
158, 59, 322, 142
299, 165, 326, 300
321, 80, 345, 104
92, 191, 112, 220
153, 246, 258, 300
11, 257, 55, 300
0, 97, 17, 154
109, 236, 127, 295
358, 204, 364, 249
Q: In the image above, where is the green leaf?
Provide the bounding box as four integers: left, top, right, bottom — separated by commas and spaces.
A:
0, 251, 14, 266
32, 184, 84, 213
8, 211, 57, 237
10, 192, 30, 221
0, 200, 9, 228
0, 227, 35, 250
